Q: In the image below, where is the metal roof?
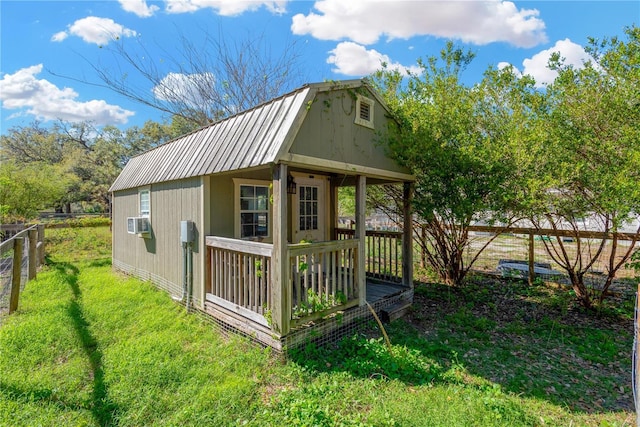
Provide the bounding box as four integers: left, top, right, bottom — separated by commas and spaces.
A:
109, 80, 389, 192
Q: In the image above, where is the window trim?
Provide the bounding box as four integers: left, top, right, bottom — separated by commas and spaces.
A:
139, 187, 151, 218
233, 178, 271, 240
354, 93, 374, 129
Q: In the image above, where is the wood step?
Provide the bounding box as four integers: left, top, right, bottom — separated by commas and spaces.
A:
380, 300, 412, 323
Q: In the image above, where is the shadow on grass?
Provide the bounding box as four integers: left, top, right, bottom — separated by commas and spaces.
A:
288, 278, 634, 415
395, 280, 633, 414
0, 381, 89, 412
50, 261, 120, 426
87, 258, 112, 268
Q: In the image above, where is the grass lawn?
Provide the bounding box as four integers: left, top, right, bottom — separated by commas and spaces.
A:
0, 226, 635, 426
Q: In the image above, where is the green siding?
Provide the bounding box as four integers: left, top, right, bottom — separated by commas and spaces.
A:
289, 88, 405, 174
112, 177, 204, 307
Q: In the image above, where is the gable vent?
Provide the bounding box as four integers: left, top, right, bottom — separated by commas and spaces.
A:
354, 94, 374, 129
359, 101, 370, 121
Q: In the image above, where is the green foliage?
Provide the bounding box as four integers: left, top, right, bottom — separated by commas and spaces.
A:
292, 289, 347, 318
0, 227, 632, 426
45, 226, 112, 262
0, 161, 73, 222
371, 42, 539, 286
530, 25, 640, 308
0, 118, 186, 216
45, 216, 111, 228
338, 186, 356, 217
291, 334, 442, 384
630, 248, 640, 280
540, 25, 640, 223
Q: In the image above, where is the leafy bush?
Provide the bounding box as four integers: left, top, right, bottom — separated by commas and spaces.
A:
45, 216, 111, 228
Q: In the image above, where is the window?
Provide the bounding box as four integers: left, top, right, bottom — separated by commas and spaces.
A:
354, 94, 374, 129
239, 184, 269, 238
139, 189, 150, 217
299, 185, 319, 231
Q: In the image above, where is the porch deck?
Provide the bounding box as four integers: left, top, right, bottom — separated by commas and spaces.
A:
366, 280, 408, 303
203, 228, 412, 350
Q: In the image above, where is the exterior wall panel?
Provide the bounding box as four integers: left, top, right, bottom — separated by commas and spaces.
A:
289, 88, 405, 174
208, 168, 272, 239
112, 177, 204, 306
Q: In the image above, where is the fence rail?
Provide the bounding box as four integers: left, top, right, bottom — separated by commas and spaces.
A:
336, 228, 403, 283
289, 239, 360, 326
205, 237, 273, 326
458, 225, 639, 285
0, 225, 45, 320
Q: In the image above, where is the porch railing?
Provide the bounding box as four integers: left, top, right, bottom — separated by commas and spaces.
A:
289, 239, 360, 326
206, 236, 364, 331
206, 237, 272, 325
336, 228, 403, 283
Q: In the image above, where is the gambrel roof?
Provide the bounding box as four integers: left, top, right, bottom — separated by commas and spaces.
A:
109, 79, 409, 192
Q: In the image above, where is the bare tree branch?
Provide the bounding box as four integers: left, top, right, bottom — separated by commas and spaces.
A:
51, 25, 307, 127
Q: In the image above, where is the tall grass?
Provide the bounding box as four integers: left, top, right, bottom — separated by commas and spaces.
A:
0, 226, 633, 426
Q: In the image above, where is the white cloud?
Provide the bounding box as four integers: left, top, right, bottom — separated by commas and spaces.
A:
118, 0, 159, 17
328, 42, 420, 76
165, 0, 288, 16
517, 39, 592, 87
153, 72, 216, 107
0, 64, 135, 125
51, 31, 68, 42
52, 16, 137, 45
292, 0, 547, 48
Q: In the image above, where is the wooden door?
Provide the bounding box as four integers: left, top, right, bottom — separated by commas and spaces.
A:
293, 176, 326, 242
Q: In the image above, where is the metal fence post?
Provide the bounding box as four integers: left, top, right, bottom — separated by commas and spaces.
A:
28, 229, 37, 280
9, 237, 24, 314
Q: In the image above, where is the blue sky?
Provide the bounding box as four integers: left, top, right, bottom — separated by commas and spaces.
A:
1, 0, 638, 133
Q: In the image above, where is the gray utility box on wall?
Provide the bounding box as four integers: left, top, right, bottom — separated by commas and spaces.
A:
180, 220, 195, 243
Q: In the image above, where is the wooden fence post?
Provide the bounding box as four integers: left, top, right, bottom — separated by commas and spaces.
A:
636, 282, 640, 427
9, 237, 24, 314
528, 231, 535, 286
28, 229, 37, 280
420, 224, 426, 269
37, 224, 45, 266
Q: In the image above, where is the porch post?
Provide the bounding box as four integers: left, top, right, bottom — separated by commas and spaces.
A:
271, 163, 291, 336
329, 177, 339, 240
402, 182, 414, 288
355, 175, 367, 306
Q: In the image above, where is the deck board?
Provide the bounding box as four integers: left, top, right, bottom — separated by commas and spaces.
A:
366, 280, 408, 303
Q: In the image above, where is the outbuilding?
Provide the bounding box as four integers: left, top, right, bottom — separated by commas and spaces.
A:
109, 79, 415, 350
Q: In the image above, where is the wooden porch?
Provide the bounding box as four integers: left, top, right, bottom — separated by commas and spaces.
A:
201, 163, 413, 349
203, 227, 411, 347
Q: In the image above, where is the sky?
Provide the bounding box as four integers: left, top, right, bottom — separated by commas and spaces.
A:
1, 0, 638, 133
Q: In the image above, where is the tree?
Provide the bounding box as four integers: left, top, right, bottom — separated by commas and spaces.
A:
0, 161, 74, 221
83, 27, 306, 127
532, 26, 640, 308
371, 43, 541, 286
0, 119, 176, 216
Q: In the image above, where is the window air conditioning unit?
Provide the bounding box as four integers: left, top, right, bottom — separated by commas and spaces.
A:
127, 217, 150, 234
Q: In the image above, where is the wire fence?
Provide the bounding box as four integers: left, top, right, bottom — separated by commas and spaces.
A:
414, 225, 639, 291
0, 225, 45, 323
461, 226, 639, 289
